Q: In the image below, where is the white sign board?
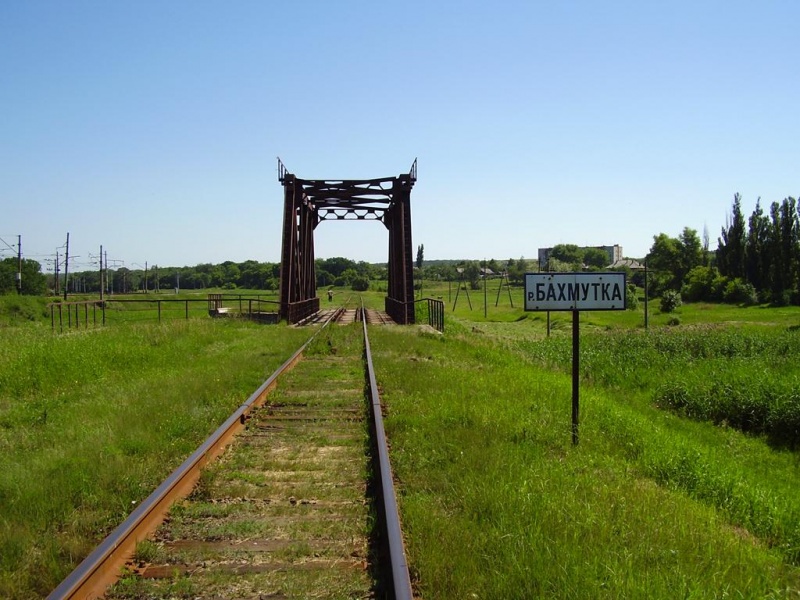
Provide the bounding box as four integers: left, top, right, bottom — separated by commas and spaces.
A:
525, 272, 627, 311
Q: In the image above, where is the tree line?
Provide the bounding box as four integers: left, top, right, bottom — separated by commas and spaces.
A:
0, 257, 389, 296
645, 195, 799, 306
4, 193, 798, 305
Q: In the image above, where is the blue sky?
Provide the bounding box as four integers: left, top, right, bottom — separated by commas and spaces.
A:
2, 1, 798, 272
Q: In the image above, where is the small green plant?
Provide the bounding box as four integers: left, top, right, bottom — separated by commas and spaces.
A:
133, 539, 162, 563
660, 290, 682, 313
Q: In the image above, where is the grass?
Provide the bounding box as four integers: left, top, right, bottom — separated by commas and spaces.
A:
0, 317, 308, 598
0, 294, 50, 325
4, 288, 800, 598
369, 305, 800, 598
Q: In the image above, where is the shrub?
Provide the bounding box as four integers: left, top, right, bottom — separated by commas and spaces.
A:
660, 290, 682, 313
681, 266, 717, 302
625, 285, 639, 310
722, 279, 758, 305
771, 290, 792, 307
351, 276, 369, 292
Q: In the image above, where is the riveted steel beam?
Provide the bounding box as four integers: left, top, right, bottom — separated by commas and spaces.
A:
277, 159, 416, 324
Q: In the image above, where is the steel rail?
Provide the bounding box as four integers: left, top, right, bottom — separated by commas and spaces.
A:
47, 307, 345, 600
362, 303, 414, 600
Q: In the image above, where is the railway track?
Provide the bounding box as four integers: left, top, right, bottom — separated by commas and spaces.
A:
48, 305, 411, 600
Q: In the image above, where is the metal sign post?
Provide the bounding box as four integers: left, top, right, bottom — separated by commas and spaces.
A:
524, 272, 626, 445
572, 309, 579, 445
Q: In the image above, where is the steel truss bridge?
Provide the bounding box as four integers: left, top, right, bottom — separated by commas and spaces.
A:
278, 158, 417, 324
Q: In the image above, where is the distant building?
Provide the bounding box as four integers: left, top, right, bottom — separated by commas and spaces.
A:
608, 258, 644, 270
538, 245, 623, 270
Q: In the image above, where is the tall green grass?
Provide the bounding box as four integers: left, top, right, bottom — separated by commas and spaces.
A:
0, 294, 49, 325
0, 319, 308, 598
370, 322, 800, 598
508, 325, 800, 449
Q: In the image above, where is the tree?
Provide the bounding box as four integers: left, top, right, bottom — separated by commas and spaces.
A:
767, 198, 800, 303
0, 258, 47, 295
507, 256, 528, 284
583, 248, 609, 269
551, 244, 583, 267
546, 258, 572, 272
646, 233, 682, 294
460, 262, 481, 289
717, 194, 746, 279
416, 244, 424, 270
745, 199, 769, 293
678, 227, 703, 284
681, 266, 725, 302
318, 257, 356, 278
317, 269, 334, 287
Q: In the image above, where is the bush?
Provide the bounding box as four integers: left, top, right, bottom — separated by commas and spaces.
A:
660, 290, 682, 313
681, 266, 717, 302
351, 276, 369, 292
626, 284, 639, 310
722, 279, 758, 305
771, 290, 792, 307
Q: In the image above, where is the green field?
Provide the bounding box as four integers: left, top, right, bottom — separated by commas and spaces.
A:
1, 289, 799, 598
0, 312, 308, 597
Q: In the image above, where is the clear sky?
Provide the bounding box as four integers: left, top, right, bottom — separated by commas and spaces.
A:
2, 1, 798, 273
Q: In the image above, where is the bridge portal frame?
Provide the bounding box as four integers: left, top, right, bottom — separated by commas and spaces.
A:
278, 159, 417, 324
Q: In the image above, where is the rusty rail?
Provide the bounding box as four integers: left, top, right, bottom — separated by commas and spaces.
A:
47, 308, 344, 600
362, 301, 414, 600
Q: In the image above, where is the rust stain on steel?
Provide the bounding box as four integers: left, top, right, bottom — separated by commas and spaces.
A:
47, 313, 340, 600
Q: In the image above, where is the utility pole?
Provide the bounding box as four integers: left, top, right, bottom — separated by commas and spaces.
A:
16, 235, 22, 294
99, 245, 104, 301
144, 261, 148, 293
63, 232, 70, 300
54, 251, 60, 295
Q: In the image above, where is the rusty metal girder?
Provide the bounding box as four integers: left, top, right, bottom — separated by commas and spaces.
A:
277, 158, 417, 324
